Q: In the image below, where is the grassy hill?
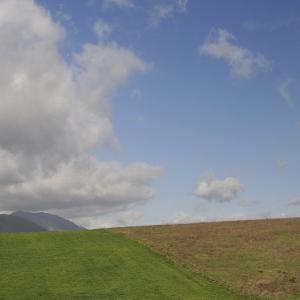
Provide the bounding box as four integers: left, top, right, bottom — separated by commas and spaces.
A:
0, 230, 247, 299
113, 218, 300, 300
1, 218, 298, 299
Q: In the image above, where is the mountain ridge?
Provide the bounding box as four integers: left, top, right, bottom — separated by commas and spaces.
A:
0, 214, 47, 232
11, 211, 85, 231
0, 211, 84, 233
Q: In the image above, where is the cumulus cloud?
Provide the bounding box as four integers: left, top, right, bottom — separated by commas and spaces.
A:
194, 173, 245, 202
0, 0, 162, 219
0, 158, 163, 213
149, 0, 188, 27
73, 42, 150, 111
199, 28, 272, 78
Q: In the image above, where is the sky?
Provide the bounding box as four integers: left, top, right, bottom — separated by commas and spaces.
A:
0, 0, 300, 228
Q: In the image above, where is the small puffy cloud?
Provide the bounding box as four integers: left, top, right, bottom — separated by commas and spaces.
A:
199, 28, 272, 78
93, 19, 113, 40
149, 0, 188, 27
194, 173, 245, 202
275, 160, 288, 170
102, 0, 135, 9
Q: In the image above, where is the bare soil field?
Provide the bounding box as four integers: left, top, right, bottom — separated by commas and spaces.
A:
113, 218, 300, 299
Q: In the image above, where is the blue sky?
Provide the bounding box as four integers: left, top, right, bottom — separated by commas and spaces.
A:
0, 0, 299, 228
41, 0, 300, 226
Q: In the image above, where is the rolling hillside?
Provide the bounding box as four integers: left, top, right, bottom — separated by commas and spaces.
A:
0, 230, 246, 299
114, 218, 300, 299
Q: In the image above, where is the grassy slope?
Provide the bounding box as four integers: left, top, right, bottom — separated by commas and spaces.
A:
0, 230, 245, 300
113, 218, 300, 300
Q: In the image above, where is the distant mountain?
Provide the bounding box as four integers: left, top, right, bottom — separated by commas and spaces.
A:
0, 214, 47, 232
11, 211, 85, 231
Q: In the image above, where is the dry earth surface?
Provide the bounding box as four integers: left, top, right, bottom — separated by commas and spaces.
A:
113, 218, 300, 299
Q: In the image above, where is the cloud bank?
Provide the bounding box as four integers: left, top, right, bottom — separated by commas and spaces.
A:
0, 0, 162, 221
200, 28, 271, 78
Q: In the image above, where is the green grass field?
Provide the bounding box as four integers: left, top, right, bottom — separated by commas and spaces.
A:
0, 230, 247, 299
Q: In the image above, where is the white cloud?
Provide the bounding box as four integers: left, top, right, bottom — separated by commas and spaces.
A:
93, 19, 113, 40
278, 78, 294, 107
0, 0, 161, 219
275, 160, 288, 170
199, 28, 272, 78
194, 173, 245, 202
102, 0, 135, 9
73, 42, 150, 111
149, 0, 188, 27
0, 158, 163, 213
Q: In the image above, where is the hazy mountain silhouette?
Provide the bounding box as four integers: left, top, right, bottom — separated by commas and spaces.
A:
11, 211, 85, 231
0, 214, 47, 232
